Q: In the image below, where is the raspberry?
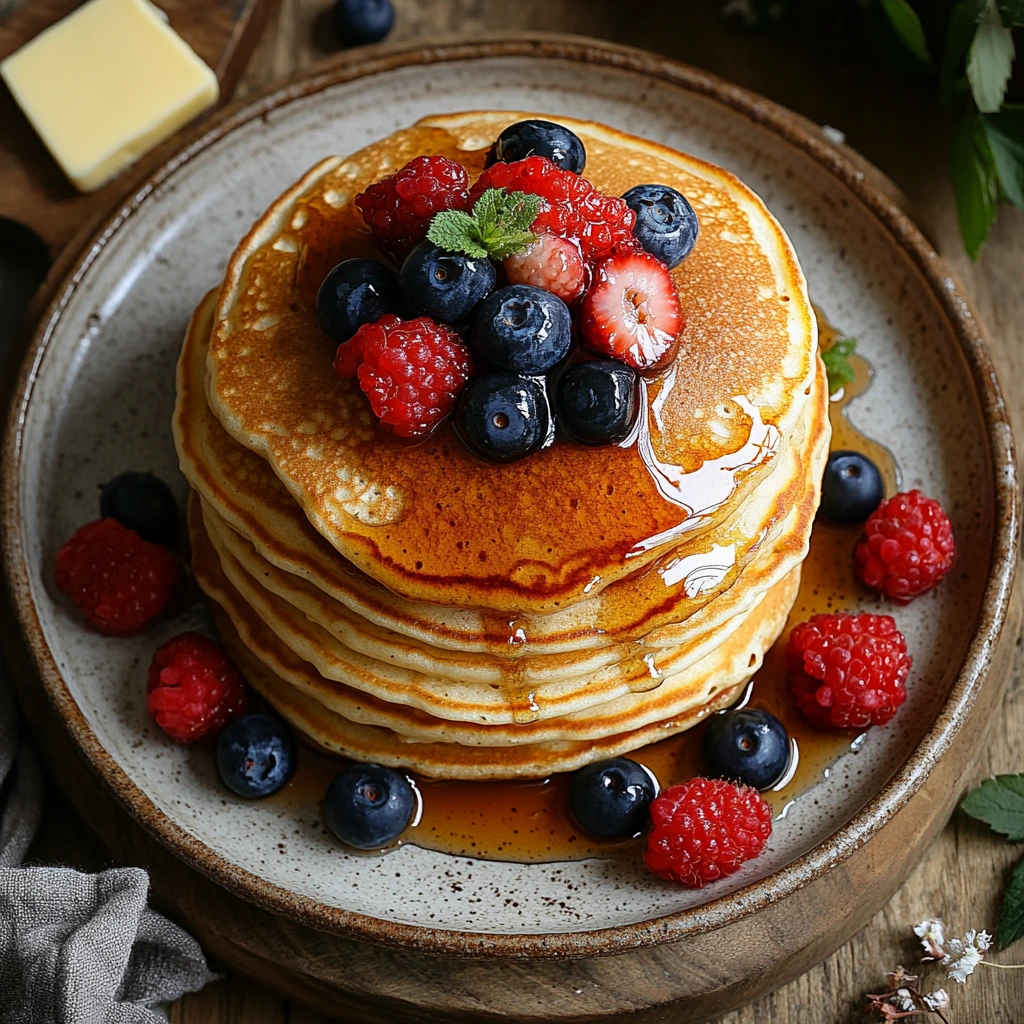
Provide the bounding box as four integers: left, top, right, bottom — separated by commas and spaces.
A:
644, 777, 772, 887
469, 156, 636, 264
54, 518, 181, 635
356, 156, 470, 261
854, 490, 955, 603
503, 232, 589, 305
335, 315, 475, 438
147, 632, 250, 743
786, 613, 912, 730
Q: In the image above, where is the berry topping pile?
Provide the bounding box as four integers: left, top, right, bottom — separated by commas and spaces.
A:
644, 777, 773, 888
335, 314, 475, 438
321, 119, 700, 460
786, 613, 912, 731
55, 518, 181, 635
147, 632, 250, 743
854, 489, 956, 603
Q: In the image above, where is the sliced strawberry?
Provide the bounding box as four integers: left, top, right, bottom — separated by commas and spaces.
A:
503, 233, 589, 305
578, 251, 683, 370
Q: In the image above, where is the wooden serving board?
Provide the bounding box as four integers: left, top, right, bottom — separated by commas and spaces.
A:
0, 0, 278, 258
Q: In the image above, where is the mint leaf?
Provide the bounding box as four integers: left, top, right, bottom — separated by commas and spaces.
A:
822, 336, 857, 395
999, 853, 1024, 949
982, 105, 1024, 207
961, 774, 1024, 840
880, 0, 933, 65
951, 108, 999, 259
967, 1, 1015, 112
941, 0, 987, 105
996, 0, 1024, 26
427, 210, 489, 259
426, 189, 539, 261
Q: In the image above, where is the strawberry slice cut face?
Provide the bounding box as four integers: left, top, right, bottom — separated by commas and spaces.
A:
578, 251, 683, 370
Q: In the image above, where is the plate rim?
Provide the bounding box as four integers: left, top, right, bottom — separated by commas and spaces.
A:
2, 32, 1019, 959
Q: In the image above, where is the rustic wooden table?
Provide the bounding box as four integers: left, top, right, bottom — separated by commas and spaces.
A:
20, 1, 1024, 1021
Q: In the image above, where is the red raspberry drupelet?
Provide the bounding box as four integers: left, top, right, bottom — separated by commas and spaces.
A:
335, 315, 475, 438
854, 489, 955, 603
469, 155, 636, 264
54, 518, 181, 635
147, 632, 250, 743
644, 777, 773, 887
786, 612, 912, 731
356, 155, 471, 262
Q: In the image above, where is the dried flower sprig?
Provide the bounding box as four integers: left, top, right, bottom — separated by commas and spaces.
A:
867, 919, 1024, 1019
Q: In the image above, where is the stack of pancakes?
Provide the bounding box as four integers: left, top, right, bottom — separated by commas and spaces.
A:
173, 112, 830, 780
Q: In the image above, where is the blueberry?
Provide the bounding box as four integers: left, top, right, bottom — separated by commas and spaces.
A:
487, 119, 586, 174
216, 714, 296, 799
701, 708, 791, 791
569, 757, 658, 839
557, 360, 640, 444
621, 184, 698, 269
400, 241, 496, 325
332, 0, 394, 46
472, 285, 572, 374
819, 450, 884, 523
456, 372, 552, 463
100, 471, 178, 547
325, 763, 417, 850
317, 258, 402, 342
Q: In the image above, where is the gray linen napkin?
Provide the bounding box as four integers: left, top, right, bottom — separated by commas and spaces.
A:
0, 665, 219, 1023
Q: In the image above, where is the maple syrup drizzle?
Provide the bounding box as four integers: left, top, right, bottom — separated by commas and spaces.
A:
269, 311, 899, 863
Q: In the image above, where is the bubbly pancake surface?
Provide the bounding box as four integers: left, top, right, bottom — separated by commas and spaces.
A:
205, 112, 817, 612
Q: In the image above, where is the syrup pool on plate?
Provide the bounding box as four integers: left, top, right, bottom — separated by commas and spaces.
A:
267, 310, 899, 864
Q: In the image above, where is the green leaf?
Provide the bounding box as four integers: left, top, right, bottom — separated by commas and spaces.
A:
951, 107, 999, 259
427, 210, 489, 259
967, 1, 1016, 112
426, 189, 539, 261
961, 774, 1024, 839
879, 0, 933, 65
996, 0, 1024, 26
822, 336, 857, 395
999, 853, 1024, 949
941, 0, 987, 105
982, 105, 1024, 207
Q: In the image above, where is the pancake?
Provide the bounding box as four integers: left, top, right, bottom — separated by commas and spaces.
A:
195, 516, 799, 777
194, 501, 797, 750
204, 112, 817, 613
177, 291, 830, 659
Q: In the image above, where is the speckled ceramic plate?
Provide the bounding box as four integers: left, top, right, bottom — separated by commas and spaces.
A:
3, 37, 1017, 957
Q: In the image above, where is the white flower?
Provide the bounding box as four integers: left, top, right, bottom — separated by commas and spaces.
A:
923, 988, 950, 1011
914, 918, 947, 960
941, 929, 991, 983
891, 988, 915, 1011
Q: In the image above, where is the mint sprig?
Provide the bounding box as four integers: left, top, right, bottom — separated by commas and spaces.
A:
427, 188, 541, 261
822, 335, 857, 395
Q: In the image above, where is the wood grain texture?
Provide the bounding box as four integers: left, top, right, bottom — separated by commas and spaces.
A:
20, 0, 1024, 1021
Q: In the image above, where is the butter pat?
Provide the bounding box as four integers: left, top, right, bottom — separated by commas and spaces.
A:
0, 0, 219, 192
